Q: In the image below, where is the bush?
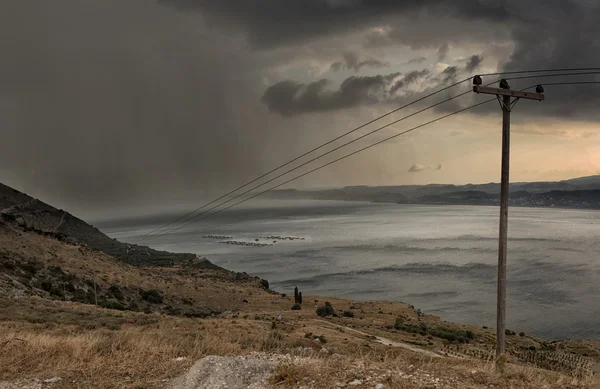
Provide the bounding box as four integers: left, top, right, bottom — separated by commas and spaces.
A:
101, 301, 126, 311
109, 285, 124, 300
519, 332, 525, 337
140, 289, 163, 304
1, 261, 15, 270
316, 302, 334, 317
19, 262, 40, 274
41, 280, 53, 292
316, 335, 327, 343
505, 329, 516, 336
291, 304, 302, 310
528, 346, 536, 351
395, 318, 474, 343
260, 279, 270, 290
342, 310, 355, 318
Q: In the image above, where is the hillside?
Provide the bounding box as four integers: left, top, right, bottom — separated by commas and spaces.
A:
0, 182, 598, 388
264, 175, 600, 209
0, 183, 210, 267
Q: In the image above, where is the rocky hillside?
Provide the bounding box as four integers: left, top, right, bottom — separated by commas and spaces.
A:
0, 183, 208, 266
0, 217, 273, 318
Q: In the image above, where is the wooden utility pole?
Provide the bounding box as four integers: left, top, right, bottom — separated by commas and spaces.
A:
472, 77, 544, 370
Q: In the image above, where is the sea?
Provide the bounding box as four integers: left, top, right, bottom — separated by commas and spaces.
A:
98, 200, 600, 340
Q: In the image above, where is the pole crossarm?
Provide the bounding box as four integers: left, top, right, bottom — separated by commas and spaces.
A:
473, 86, 544, 101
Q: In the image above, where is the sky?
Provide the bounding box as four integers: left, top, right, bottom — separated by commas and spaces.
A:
1, 0, 600, 219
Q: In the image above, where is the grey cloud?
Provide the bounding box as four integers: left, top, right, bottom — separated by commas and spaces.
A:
262, 73, 401, 116
465, 55, 484, 72
438, 43, 449, 62
390, 69, 430, 94
408, 164, 428, 173
159, 0, 516, 49
0, 0, 281, 217
263, 69, 433, 116
161, 0, 600, 121
331, 51, 388, 72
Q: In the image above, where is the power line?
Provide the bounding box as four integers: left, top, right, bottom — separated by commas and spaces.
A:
153, 89, 476, 237
142, 68, 600, 239
162, 97, 497, 235
160, 77, 600, 234
139, 78, 471, 239
504, 71, 600, 82
537, 81, 600, 87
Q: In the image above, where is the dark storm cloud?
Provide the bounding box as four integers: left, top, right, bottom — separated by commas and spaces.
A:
262, 73, 401, 116
0, 0, 277, 216
465, 55, 484, 72
390, 69, 430, 94
262, 69, 433, 116
161, 0, 600, 121
159, 0, 515, 49
330, 51, 388, 73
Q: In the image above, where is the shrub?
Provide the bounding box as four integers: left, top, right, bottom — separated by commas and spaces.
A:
291, 304, 302, 310
316, 302, 334, 317
109, 285, 124, 300
100, 301, 126, 311
342, 310, 355, 318
19, 262, 40, 274
528, 346, 536, 351
519, 332, 525, 337
395, 318, 474, 343
140, 289, 163, 304
505, 329, 516, 336
260, 279, 270, 290
41, 280, 53, 292
1, 261, 15, 270
316, 335, 327, 343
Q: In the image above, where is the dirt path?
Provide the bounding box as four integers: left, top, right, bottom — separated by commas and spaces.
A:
0, 199, 35, 215
53, 212, 66, 232
311, 319, 442, 358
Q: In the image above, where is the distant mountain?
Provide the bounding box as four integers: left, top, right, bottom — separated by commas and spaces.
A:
0, 183, 211, 267
264, 175, 600, 209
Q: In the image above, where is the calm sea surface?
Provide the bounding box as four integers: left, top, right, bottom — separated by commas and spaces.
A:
98, 200, 600, 340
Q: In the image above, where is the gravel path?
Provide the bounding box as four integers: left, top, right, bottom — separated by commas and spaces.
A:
312, 319, 442, 358
169, 353, 290, 389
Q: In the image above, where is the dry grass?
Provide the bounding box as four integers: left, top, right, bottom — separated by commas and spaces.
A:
0, 317, 283, 388
0, 296, 596, 389
269, 348, 595, 389
0, 294, 298, 388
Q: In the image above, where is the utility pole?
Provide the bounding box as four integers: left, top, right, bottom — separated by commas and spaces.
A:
472, 77, 544, 370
